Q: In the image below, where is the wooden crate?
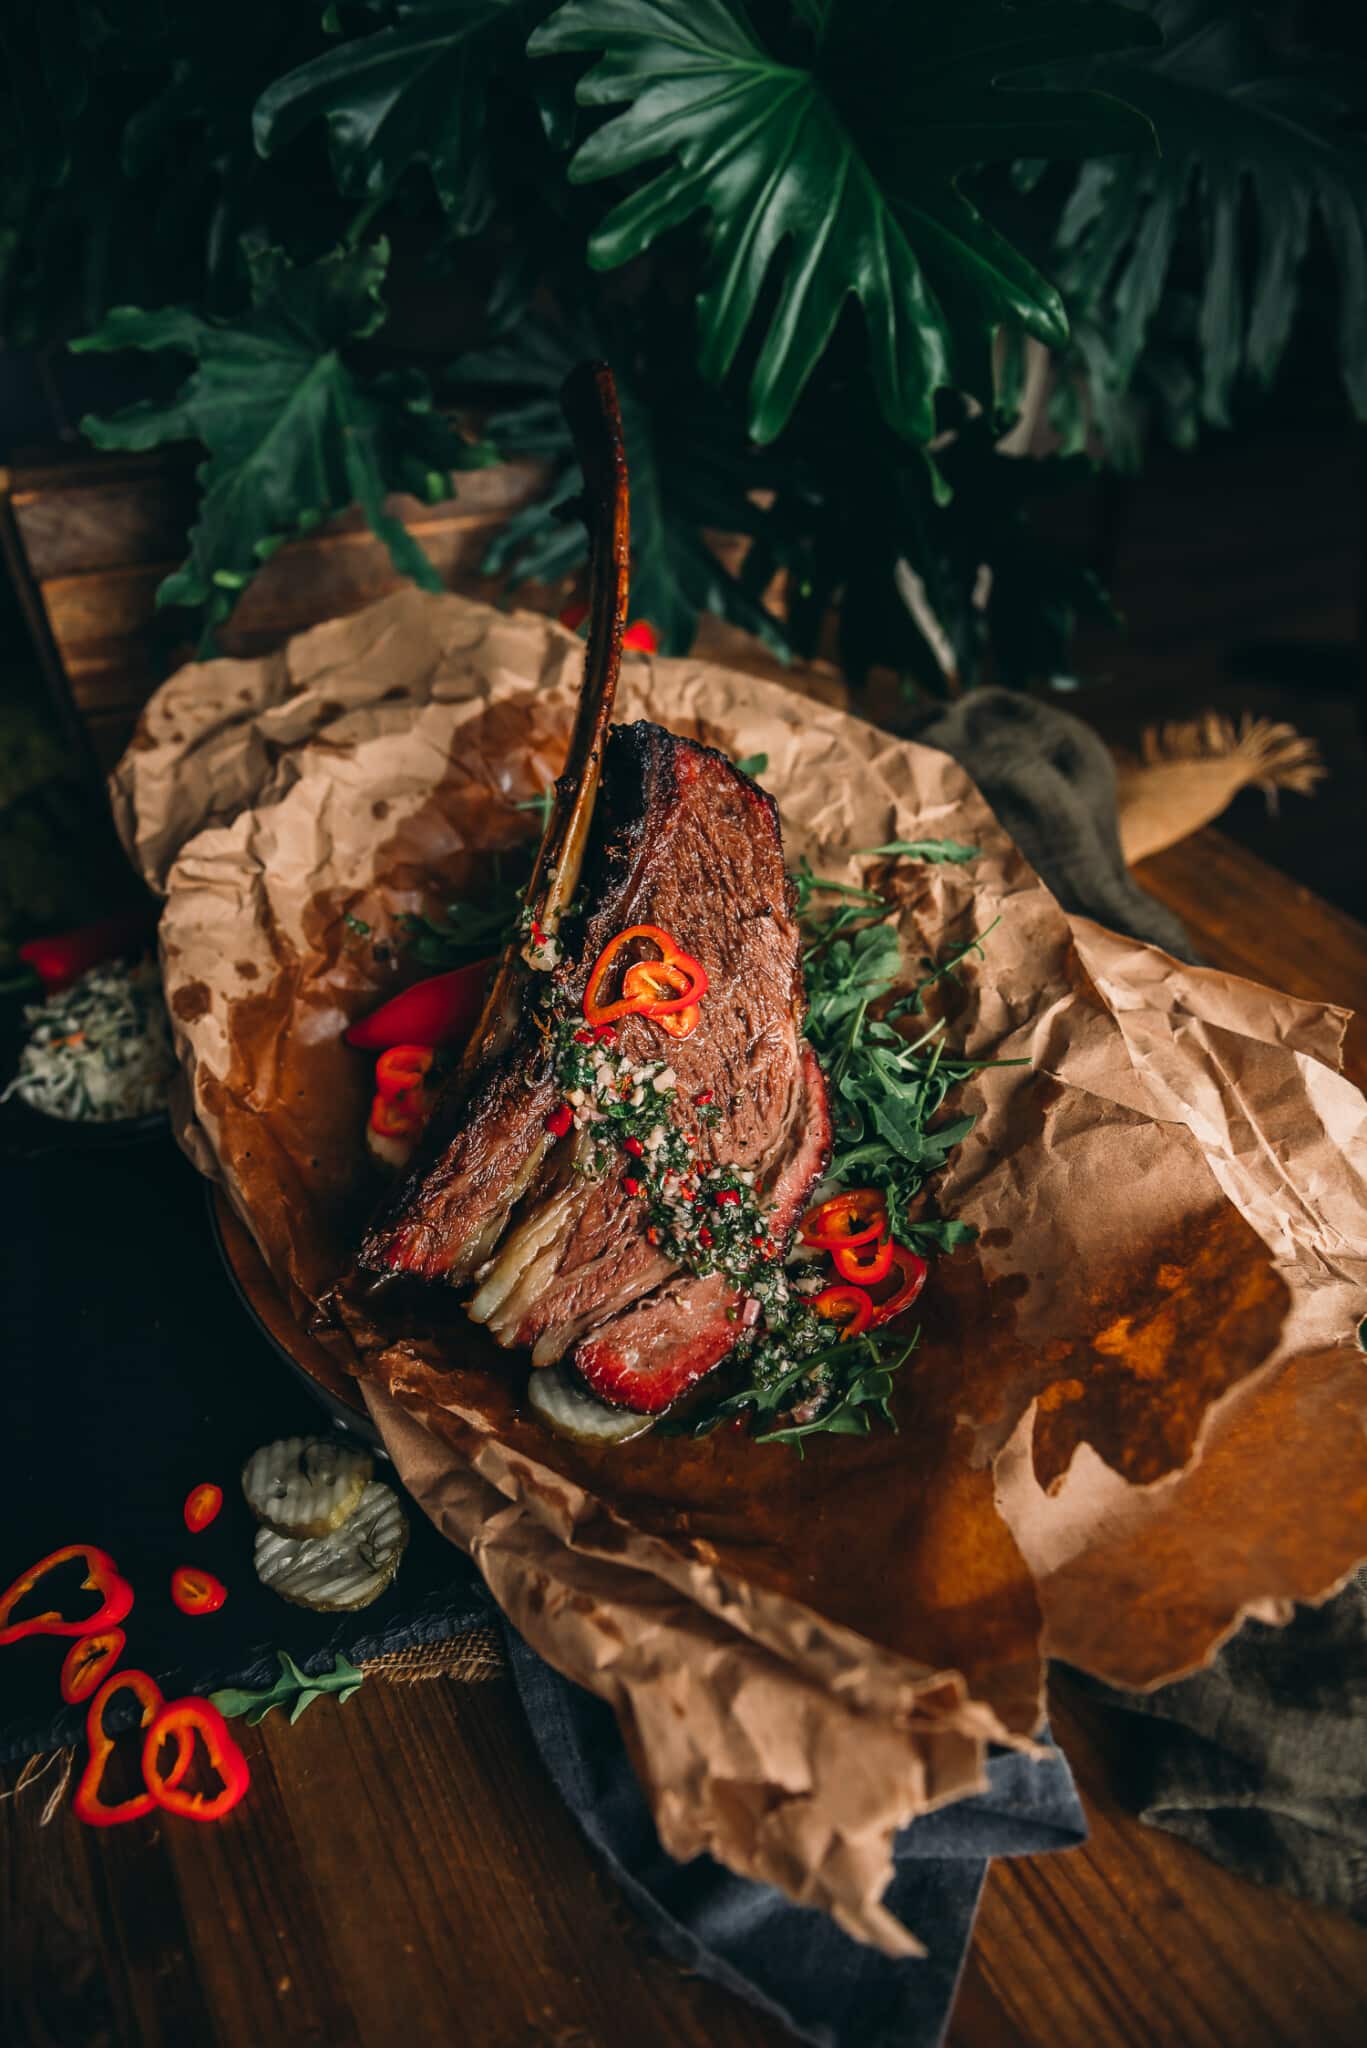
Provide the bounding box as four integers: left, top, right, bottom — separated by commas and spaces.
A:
0, 449, 552, 773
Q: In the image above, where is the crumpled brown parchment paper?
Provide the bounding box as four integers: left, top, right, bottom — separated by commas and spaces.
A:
110, 588, 1367, 1956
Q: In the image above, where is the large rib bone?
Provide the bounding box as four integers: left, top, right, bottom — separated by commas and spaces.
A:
459, 360, 629, 1080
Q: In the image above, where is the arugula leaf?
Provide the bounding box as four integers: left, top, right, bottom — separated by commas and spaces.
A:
697, 1328, 920, 1455
862, 839, 978, 864
398, 859, 527, 965
253, 0, 518, 235
732, 753, 768, 779
531, 0, 1158, 443
211, 1650, 364, 1726
1048, 0, 1367, 447
75, 238, 493, 648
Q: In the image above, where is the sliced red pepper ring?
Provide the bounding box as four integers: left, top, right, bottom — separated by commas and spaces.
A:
183, 1483, 223, 1535
832, 1233, 895, 1286
622, 960, 701, 1040
171, 1567, 228, 1617
143, 1697, 250, 1823
0, 1545, 135, 1647
812, 1284, 874, 1338
799, 1188, 887, 1253
73, 1669, 166, 1827
582, 925, 708, 1027
369, 1092, 423, 1139
345, 958, 493, 1051
60, 1628, 126, 1706
374, 1044, 434, 1101
865, 1245, 929, 1326
655, 1005, 701, 1040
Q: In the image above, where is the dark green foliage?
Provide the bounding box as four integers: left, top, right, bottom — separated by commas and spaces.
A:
452, 313, 788, 654
75, 240, 493, 648
1, 0, 1359, 681
255, 1, 522, 235
1045, 0, 1367, 459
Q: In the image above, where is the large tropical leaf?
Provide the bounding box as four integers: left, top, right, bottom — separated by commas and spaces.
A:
75, 239, 492, 646
454, 313, 786, 654
1049, 0, 1367, 445
254, 0, 524, 233
529, 0, 1159, 444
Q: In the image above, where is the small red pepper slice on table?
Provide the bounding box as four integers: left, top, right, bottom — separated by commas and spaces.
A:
143, 1697, 250, 1823
622, 960, 701, 1040
831, 1233, 895, 1286
171, 1567, 228, 1617
799, 1189, 887, 1253
345, 959, 493, 1052
183, 1483, 223, 1535
583, 926, 708, 1028
60, 1628, 126, 1705
811, 1284, 874, 1338
73, 1669, 170, 1827
0, 1544, 135, 1647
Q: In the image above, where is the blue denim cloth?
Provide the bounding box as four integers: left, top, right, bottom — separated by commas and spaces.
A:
503, 1620, 1086, 2048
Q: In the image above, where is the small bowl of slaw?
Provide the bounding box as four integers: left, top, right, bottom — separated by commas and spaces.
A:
1, 957, 175, 1150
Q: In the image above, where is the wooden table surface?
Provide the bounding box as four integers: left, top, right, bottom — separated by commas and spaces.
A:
4, 828, 1365, 2048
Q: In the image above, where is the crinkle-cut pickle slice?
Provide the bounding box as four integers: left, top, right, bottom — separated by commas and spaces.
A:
527, 1363, 656, 1445
242, 1435, 372, 1539
254, 1482, 408, 1613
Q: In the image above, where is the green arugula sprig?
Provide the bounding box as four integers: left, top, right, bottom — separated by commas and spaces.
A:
802, 908, 1021, 1260
699, 1328, 920, 1452
211, 1650, 364, 1726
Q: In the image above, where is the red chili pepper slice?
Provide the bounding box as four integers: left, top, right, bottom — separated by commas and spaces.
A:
345, 959, 493, 1051
0, 1545, 135, 1647
374, 1044, 434, 1101
545, 1101, 574, 1139
60, 1628, 126, 1706
143, 1697, 250, 1823
622, 960, 701, 1040
831, 1234, 895, 1286
369, 1092, 423, 1139
812, 1284, 874, 1338
864, 1246, 928, 1326
73, 1669, 165, 1827
18, 907, 157, 994
799, 1189, 887, 1253
171, 1568, 228, 1617
560, 602, 658, 653
183, 1483, 223, 1535
583, 926, 708, 1027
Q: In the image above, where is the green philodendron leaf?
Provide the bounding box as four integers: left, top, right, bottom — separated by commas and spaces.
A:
530, 0, 1159, 444
74, 238, 492, 647
253, 0, 517, 232
1051, 0, 1367, 445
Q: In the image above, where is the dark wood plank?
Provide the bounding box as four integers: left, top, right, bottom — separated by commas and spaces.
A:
961, 1685, 1367, 2048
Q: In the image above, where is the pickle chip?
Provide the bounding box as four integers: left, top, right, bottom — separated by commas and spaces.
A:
254, 1482, 408, 1612
242, 1435, 373, 1539
527, 1363, 656, 1445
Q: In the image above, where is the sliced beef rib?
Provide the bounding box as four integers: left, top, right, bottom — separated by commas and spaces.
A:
357, 722, 830, 1412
